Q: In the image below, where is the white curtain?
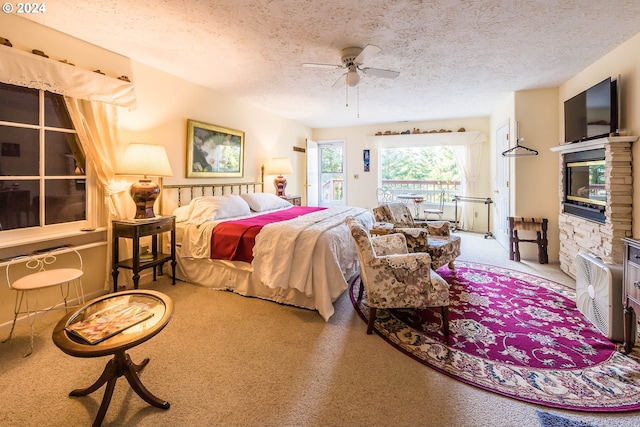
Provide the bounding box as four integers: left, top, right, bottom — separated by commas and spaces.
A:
64, 97, 132, 289
454, 142, 484, 230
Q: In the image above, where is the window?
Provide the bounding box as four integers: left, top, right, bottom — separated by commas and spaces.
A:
380, 145, 460, 202
0, 82, 87, 232
319, 141, 345, 206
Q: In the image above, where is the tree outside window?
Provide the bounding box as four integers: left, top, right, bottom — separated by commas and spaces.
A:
380, 146, 460, 201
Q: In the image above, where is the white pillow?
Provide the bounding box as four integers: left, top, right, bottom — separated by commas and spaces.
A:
185, 195, 251, 225
173, 205, 191, 222
240, 193, 292, 212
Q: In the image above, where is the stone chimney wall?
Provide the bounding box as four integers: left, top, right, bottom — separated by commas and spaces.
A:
556, 139, 633, 278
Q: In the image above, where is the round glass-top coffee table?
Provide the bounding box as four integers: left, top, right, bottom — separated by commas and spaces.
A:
52, 290, 174, 427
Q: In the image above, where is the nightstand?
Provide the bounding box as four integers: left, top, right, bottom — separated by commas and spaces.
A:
112, 216, 176, 292
280, 195, 302, 206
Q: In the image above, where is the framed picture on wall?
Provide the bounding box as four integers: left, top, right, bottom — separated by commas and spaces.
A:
186, 119, 244, 178
363, 149, 370, 172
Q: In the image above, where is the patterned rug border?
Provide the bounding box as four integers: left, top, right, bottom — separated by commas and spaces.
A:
349, 260, 640, 412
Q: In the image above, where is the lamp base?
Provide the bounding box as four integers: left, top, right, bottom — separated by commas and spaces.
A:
274, 175, 287, 197
130, 179, 160, 219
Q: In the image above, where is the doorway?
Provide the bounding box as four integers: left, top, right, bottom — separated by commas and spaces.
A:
495, 121, 511, 250
306, 139, 346, 207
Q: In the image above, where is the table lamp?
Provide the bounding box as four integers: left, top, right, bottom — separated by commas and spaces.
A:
116, 144, 173, 219
265, 157, 293, 196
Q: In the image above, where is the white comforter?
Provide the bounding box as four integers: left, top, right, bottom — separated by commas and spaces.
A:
253, 206, 370, 296
178, 205, 374, 320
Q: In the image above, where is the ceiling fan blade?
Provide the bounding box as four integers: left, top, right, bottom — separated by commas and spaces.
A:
354, 44, 381, 64
302, 62, 343, 69
361, 67, 400, 79
332, 73, 346, 88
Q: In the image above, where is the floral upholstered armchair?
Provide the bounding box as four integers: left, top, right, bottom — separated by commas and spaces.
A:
372, 203, 461, 271
346, 216, 450, 336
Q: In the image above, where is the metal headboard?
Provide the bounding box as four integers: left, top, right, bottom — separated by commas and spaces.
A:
161, 165, 265, 209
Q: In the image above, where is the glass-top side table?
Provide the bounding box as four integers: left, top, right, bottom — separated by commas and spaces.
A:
52, 290, 174, 427
396, 193, 425, 219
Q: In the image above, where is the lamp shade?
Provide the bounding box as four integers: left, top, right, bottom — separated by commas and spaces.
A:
116, 144, 173, 219
265, 157, 293, 197
116, 144, 173, 177
265, 157, 293, 175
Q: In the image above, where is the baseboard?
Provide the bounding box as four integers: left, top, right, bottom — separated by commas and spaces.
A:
0, 288, 107, 333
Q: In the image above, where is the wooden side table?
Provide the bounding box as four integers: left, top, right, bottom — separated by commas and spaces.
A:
623, 238, 640, 353
52, 290, 173, 427
112, 216, 176, 292
280, 195, 302, 206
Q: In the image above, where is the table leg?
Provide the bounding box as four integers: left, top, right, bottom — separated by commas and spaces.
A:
123, 353, 170, 409
623, 304, 635, 354
70, 358, 117, 397
112, 238, 119, 293
484, 202, 493, 239
112, 269, 119, 293
453, 199, 459, 231
69, 351, 169, 426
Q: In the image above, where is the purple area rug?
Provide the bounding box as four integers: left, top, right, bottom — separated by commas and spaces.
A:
349, 261, 640, 412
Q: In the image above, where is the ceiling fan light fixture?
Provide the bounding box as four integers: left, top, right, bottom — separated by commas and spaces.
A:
346, 66, 360, 87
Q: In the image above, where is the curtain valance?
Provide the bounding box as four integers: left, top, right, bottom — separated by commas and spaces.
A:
368, 130, 486, 148
0, 44, 136, 108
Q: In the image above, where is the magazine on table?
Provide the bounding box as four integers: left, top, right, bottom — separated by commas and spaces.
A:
65, 301, 154, 345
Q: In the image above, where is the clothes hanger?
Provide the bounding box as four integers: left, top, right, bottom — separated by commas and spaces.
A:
502, 122, 538, 157
501, 138, 539, 157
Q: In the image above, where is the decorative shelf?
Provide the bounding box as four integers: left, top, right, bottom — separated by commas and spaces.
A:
366, 130, 486, 146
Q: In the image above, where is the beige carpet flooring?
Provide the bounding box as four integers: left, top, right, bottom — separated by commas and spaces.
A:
1, 232, 639, 427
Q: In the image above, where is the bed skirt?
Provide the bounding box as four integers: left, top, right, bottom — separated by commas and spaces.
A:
175, 247, 346, 319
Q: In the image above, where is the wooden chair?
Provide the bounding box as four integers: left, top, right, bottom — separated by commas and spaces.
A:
508, 217, 548, 264
3, 247, 85, 357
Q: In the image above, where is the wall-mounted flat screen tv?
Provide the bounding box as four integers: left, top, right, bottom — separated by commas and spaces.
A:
564, 77, 618, 144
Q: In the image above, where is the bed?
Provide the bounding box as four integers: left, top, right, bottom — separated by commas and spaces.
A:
161, 181, 374, 321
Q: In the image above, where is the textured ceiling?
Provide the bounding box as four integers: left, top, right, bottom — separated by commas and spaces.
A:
22, 0, 640, 128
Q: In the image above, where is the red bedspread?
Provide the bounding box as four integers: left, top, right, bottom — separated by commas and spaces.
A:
210, 206, 327, 262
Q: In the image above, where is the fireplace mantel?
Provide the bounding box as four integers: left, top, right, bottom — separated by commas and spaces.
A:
550, 136, 638, 154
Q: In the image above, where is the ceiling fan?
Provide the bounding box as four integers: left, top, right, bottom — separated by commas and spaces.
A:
302, 45, 400, 88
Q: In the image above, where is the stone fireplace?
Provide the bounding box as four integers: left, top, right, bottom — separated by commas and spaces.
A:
551, 136, 636, 278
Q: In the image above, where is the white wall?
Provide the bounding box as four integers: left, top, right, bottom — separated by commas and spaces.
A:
118, 61, 312, 214
514, 88, 560, 261
488, 87, 562, 262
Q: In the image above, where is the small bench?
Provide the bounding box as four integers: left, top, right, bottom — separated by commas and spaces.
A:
508, 217, 548, 264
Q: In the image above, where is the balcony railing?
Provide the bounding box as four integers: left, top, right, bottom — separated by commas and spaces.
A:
322, 178, 343, 202
380, 179, 461, 204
